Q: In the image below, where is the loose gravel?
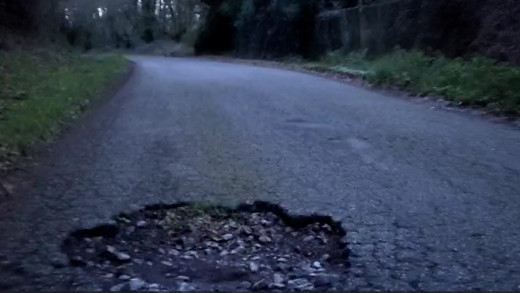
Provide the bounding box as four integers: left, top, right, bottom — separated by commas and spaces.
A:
62, 203, 350, 291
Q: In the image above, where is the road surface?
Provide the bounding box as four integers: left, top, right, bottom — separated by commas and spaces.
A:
1, 56, 519, 290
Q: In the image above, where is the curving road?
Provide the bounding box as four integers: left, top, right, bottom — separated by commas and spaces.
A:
1, 56, 520, 290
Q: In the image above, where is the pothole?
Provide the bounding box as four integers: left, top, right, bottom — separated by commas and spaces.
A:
62, 201, 349, 291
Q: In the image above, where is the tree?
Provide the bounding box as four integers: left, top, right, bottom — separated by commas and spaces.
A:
58, 0, 206, 49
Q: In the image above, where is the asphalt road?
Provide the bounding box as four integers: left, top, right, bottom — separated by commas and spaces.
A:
1, 56, 520, 290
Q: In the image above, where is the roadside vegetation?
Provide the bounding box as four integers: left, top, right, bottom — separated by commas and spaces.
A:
0, 48, 128, 169
300, 50, 520, 115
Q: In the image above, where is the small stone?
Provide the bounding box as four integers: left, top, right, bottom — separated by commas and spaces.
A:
252, 279, 269, 290
204, 248, 212, 255
320, 254, 330, 262
134, 259, 144, 265
219, 250, 229, 257
228, 221, 238, 229
231, 246, 245, 254
240, 281, 252, 289
118, 216, 131, 223
70, 256, 86, 267
222, 234, 234, 241
169, 249, 180, 256
259, 235, 272, 243
277, 257, 288, 263
260, 219, 272, 226
186, 251, 199, 258
322, 224, 332, 232
116, 252, 131, 262
148, 283, 160, 291
161, 261, 173, 266
318, 234, 328, 244
158, 248, 166, 254
178, 282, 196, 291
104, 273, 115, 278
205, 241, 219, 248
118, 275, 131, 280
288, 278, 314, 290
107, 220, 118, 226
249, 262, 259, 272
273, 273, 285, 287
129, 278, 146, 291
110, 283, 126, 292
136, 220, 147, 227
105, 246, 131, 262
211, 236, 222, 242
303, 235, 315, 242
242, 226, 253, 235
175, 275, 191, 281
51, 257, 68, 268
146, 261, 153, 266
312, 261, 322, 269
106, 245, 117, 254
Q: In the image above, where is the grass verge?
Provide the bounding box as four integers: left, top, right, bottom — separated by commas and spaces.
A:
298, 50, 520, 115
0, 49, 129, 170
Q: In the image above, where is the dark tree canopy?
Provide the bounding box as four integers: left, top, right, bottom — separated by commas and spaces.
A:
1, 0, 519, 63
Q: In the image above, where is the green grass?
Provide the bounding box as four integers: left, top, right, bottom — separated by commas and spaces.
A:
309, 50, 520, 115
0, 49, 128, 160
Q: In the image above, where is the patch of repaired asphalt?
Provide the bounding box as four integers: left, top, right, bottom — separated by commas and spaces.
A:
62, 201, 349, 291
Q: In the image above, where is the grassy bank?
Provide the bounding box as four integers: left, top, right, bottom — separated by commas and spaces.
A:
0, 49, 128, 168
301, 50, 520, 115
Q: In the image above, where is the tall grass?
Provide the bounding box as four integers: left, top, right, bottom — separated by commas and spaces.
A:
320, 50, 520, 114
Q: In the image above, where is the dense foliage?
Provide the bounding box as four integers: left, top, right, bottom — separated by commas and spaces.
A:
195, 0, 323, 57
195, 0, 520, 63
